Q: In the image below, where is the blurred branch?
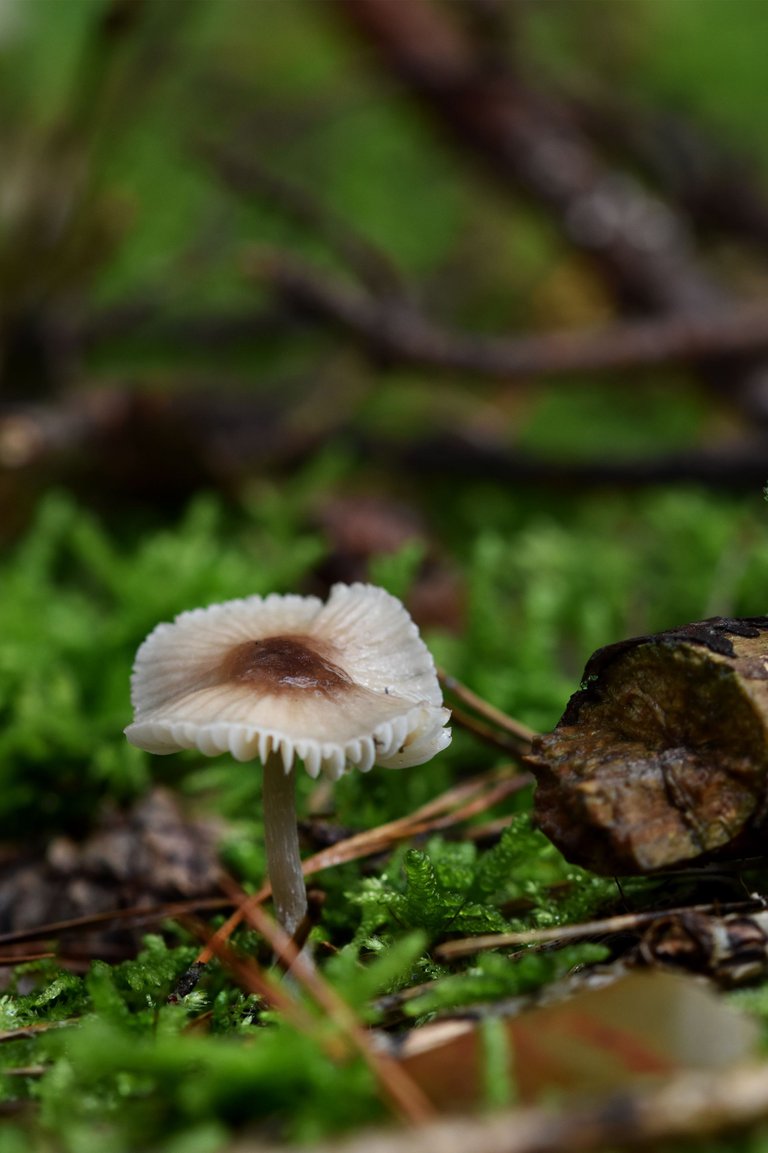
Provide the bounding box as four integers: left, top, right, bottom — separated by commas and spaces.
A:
200, 142, 407, 298
332, 0, 723, 315
572, 96, 768, 256
57, 0, 147, 148
4, 386, 768, 500
0, 384, 332, 509
0, 0, 190, 398
331, 0, 768, 424
387, 432, 768, 489
254, 251, 768, 381
80, 299, 297, 347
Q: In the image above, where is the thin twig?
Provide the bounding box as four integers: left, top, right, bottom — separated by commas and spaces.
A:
386, 430, 768, 489
0, 896, 232, 949
202, 144, 406, 298
254, 250, 768, 383
307, 772, 528, 870
0, 1019, 78, 1044
0, 952, 56, 966
438, 668, 537, 745
572, 92, 768, 255
435, 899, 765, 959
178, 914, 322, 1040
448, 705, 529, 754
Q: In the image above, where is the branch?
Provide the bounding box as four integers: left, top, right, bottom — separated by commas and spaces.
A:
387, 432, 768, 489
4, 388, 768, 496
435, 899, 765, 959
329, 0, 768, 423
572, 95, 768, 257
254, 252, 768, 381
200, 143, 406, 298
80, 301, 296, 347
331, 0, 724, 316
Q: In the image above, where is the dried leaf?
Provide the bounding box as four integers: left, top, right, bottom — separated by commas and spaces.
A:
397, 970, 758, 1110
527, 617, 768, 873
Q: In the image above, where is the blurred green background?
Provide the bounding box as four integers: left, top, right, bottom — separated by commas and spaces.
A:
3, 0, 768, 835
4, 3, 768, 1146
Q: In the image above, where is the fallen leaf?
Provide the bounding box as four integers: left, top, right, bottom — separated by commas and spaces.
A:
397, 970, 758, 1110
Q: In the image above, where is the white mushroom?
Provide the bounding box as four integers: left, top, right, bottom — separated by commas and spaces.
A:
125, 583, 451, 936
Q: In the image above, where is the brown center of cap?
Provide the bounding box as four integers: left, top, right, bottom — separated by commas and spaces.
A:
220, 634, 353, 696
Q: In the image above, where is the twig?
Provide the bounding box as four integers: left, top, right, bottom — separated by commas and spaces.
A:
180, 914, 352, 1071
302, 771, 528, 871
254, 250, 768, 382
0, 1020, 78, 1044
449, 706, 528, 755
435, 899, 765, 959
0, 896, 232, 949
332, 0, 723, 317
0, 952, 56, 966
330, 0, 768, 427
6, 383, 768, 498
385, 431, 768, 489
202, 144, 406, 299
438, 668, 537, 745
81, 301, 295, 347
572, 93, 768, 255
180, 915, 319, 1030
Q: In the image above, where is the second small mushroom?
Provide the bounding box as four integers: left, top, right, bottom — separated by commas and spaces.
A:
125, 583, 451, 936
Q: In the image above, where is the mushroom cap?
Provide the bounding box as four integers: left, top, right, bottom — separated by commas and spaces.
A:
124, 583, 451, 780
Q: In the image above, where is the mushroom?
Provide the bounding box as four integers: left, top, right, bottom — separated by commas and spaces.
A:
124, 583, 451, 936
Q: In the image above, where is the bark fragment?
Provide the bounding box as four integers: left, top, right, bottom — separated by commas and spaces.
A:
527, 617, 768, 873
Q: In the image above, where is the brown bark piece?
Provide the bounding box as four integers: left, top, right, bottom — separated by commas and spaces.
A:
0, 788, 222, 959
527, 617, 768, 873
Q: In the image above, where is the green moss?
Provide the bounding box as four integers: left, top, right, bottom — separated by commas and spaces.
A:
0, 489, 323, 836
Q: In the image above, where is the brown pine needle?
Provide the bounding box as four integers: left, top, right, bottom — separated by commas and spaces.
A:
0, 896, 233, 949
438, 668, 538, 746
195, 767, 528, 964
302, 769, 529, 873
435, 899, 765, 959
0, 951, 56, 966
0, 1019, 78, 1044
449, 705, 529, 754
179, 914, 321, 1039
225, 879, 436, 1127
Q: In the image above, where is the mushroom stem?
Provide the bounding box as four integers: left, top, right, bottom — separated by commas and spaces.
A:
262, 750, 308, 937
